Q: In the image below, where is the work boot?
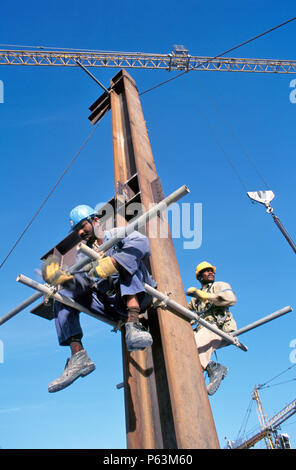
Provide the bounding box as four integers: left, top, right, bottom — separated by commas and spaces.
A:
48, 349, 96, 393
206, 361, 228, 395
125, 322, 153, 351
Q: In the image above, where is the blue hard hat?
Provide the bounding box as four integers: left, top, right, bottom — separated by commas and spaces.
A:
69, 205, 97, 230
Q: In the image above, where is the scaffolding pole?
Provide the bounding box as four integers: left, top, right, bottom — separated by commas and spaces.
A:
78, 242, 248, 351
16, 274, 116, 327
232, 306, 293, 337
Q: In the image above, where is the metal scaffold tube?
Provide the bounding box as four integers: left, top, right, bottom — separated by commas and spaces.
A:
0, 292, 43, 326
78, 243, 248, 352
232, 306, 293, 337
79, 239, 293, 352
143, 283, 248, 352
16, 274, 116, 327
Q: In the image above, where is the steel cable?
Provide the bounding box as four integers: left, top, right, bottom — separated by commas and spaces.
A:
140, 16, 296, 96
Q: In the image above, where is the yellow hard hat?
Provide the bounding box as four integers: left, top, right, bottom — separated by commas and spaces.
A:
195, 261, 216, 279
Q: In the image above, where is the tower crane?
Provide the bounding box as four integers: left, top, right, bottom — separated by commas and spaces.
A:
229, 386, 296, 449
0, 45, 296, 74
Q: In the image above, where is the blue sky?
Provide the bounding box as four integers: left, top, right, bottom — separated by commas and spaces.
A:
0, 0, 296, 450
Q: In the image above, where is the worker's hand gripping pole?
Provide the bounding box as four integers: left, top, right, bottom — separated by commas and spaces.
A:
78, 243, 248, 352
1, 185, 189, 326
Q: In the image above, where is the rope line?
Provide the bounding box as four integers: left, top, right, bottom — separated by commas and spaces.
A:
259, 378, 296, 390
235, 399, 254, 442
258, 364, 296, 389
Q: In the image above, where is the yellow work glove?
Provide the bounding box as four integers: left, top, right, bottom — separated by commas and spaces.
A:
42, 255, 73, 286
85, 256, 118, 279
187, 287, 199, 297
186, 287, 211, 301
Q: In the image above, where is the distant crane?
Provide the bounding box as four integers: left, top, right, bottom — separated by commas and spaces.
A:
229, 386, 296, 449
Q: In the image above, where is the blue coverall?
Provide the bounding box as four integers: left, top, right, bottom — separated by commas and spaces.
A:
54, 230, 155, 346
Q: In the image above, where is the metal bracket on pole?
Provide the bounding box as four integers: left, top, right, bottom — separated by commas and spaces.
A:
152, 292, 172, 310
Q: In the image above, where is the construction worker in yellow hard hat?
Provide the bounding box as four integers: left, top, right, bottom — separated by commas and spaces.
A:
186, 261, 237, 396
195, 261, 216, 280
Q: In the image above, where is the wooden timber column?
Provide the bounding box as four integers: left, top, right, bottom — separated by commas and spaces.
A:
90, 69, 219, 449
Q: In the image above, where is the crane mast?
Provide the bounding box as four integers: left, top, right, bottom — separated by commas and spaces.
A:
0, 45, 296, 73
253, 386, 275, 449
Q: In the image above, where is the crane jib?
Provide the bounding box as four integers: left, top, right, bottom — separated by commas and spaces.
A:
0, 49, 296, 74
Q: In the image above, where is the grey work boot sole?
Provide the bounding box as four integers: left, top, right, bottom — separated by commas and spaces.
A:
207, 366, 228, 396
125, 322, 153, 352
48, 352, 96, 393
126, 334, 153, 351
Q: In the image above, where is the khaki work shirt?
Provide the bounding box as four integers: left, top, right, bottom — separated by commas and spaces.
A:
187, 281, 237, 333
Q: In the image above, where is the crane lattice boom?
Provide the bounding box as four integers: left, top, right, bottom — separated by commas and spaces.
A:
0, 47, 296, 73
232, 394, 296, 449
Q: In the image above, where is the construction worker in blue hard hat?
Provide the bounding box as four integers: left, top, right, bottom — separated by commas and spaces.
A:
41, 204, 155, 393
69, 204, 97, 229
186, 261, 237, 396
